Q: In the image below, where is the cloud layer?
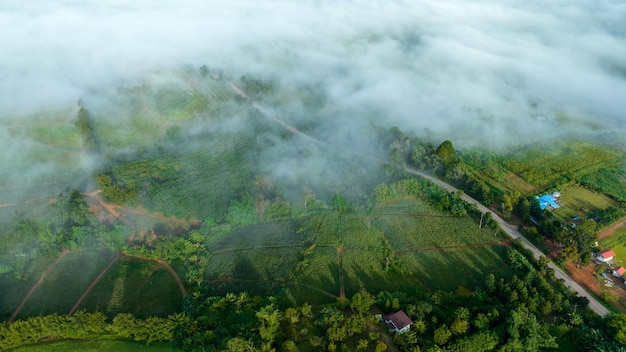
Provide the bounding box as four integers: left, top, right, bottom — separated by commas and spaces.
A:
2, 0, 626, 147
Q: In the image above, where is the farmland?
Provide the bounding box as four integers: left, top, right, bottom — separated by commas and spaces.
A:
600, 229, 626, 268
461, 141, 624, 193
552, 184, 619, 223
0, 250, 184, 322
1, 67, 626, 351
12, 340, 182, 352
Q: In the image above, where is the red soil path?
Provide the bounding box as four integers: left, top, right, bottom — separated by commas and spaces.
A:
68, 253, 122, 316
158, 259, 188, 297
8, 250, 70, 323
120, 255, 187, 298
565, 262, 626, 314
85, 190, 199, 228
598, 217, 626, 240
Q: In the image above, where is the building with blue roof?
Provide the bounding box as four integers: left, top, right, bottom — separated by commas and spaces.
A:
536, 194, 560, 210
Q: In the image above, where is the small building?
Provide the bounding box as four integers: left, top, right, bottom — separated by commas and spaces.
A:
383, 310, 413, 333
596, 249, 616, 263
535, 194, 560, 210
613, 266, 626, 278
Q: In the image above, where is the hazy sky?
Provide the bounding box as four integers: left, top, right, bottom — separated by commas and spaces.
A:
2, 0, 626, 146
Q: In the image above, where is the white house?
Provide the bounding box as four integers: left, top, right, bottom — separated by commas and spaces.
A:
383, 310, 413, 333
597, 249, 616, 263
613, 266, 626, 278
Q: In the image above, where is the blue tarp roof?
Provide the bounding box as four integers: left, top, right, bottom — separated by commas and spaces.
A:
536, 194, 560, 210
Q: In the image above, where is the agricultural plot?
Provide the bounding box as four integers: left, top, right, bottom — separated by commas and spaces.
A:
502, 141, 622, 188
552, 184, 619, 222
101, 137, 258, 219
207, 220, 303, 252
6, 109, 82, 149
89, 72, 242, 151
313, 212, 343, 246
397, 245, 513, 292
12, 339, 182, 352
292, 246, 340, 297
77, 257, 182, 318
477, 164, 536, 193
342, 249, 412, 297
205, 247, 303, 282
13, 250, 118, 319
0, 253, 61, 321
280, 283, 337, 306
339, 214, 386, 249
600, 229, 626, 267
374, 199, 499, 251
579, 167, 626, 203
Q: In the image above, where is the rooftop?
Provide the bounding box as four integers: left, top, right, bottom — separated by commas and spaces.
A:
384, 310, 413, 331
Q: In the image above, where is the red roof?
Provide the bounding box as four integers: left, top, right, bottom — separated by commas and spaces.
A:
383, 310, 413, 331
599, 249, 616, 259
614, 266, 626, 276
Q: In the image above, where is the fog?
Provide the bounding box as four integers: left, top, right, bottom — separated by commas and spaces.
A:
2, 0, 626, 172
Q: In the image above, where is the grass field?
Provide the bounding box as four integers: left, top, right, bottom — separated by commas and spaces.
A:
374, 198, 501, 251
77, 257, 183, 318
552, 184, 619, 222
200, 196, 516, 304
12, 339, 182, 352
16, 250, 118, 319
0, 250, 183, 322
397, 245, 513, 292
502, 141, 622, 188
342, 248, 410, 296
599, 228, 626, 267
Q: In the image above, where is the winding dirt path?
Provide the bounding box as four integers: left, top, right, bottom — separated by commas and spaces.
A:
120, 255, 187, 298
68, 253, 122, 316
8, 250, 70, 323
158, 259, 188, 297
598, 217, 626, 240
85, 190, 199, 228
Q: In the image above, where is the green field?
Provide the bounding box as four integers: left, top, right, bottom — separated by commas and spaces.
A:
16, 251, 118, 319
374, 198, 501, 250
600, 228, 626, 267
77, 257, 183, 318
12, 339, 182, 352
397, 245, 513, 292
198, 195, 515, 305
0, 251, 184, 322
502, 141, 622, 188
552, 184, 619, 222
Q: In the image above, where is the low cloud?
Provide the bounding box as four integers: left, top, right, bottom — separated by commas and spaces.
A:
1, 0, 625, 149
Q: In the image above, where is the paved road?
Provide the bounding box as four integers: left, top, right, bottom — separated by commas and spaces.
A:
219, 75, 611, 317
405, 167, 611, 317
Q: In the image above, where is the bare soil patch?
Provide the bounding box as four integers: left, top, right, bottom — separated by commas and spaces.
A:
565, 262, 626, 313
598, 217, 626, 240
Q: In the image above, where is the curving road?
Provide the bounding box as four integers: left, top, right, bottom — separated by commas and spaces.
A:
217, 73, 611, 317
405, 167, 610, 317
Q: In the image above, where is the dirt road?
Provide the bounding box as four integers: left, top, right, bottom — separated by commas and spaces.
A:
598, 217, 626, 240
